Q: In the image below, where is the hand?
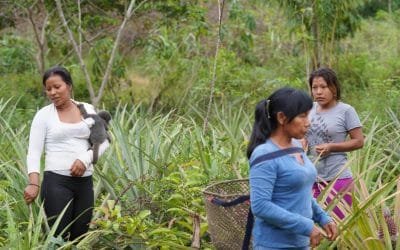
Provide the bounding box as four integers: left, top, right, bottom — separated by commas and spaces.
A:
300, 138, 309, 151
315, 143, 331, 157
70, 159, 86, 177
323, 221, 338, 241
24, 184, 39, 204
310, 226, 323, 248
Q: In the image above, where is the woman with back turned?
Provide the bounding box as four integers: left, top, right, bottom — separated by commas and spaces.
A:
23, 66, 110, 241
248, 87, 337, 249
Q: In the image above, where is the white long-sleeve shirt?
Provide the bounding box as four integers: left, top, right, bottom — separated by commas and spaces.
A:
27, 101, 109, 176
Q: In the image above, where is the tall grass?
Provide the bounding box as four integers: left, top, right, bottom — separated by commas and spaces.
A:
316, 116, 400, 249
1, 98, 400, 249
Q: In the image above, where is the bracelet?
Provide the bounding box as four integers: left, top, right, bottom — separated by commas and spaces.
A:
28, 183, 40, 188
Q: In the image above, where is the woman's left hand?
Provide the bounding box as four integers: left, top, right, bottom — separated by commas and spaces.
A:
300, 138, 309, 151
70, 159, 86, 177
323, 221, 338, 241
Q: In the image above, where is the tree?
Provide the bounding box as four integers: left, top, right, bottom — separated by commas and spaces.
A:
203, 0, 225, 132
278, 0, 368, 71
55, 0, 147, 107
0, 0, 51, 75
27, 0, 50, 76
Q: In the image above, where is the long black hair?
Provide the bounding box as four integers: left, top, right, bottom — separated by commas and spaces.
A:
42, 66, 73, 86
246, 87, 313, 159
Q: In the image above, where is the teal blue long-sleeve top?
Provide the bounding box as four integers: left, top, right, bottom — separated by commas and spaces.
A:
249, 139, 332, 249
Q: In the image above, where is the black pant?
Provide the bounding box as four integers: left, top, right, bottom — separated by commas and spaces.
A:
41, 171, 94, 241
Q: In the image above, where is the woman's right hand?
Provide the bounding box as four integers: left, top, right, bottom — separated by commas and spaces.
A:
315, 143, 331, 157
24, 184, 39, 204
310, 225, 323, 248
70, 159, 86, 177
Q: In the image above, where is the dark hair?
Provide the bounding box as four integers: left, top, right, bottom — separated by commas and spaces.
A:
246, 87, 313, 159
42, 66, 73, 86
308, 67, 340, 100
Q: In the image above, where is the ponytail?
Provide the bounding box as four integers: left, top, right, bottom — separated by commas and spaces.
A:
246, 99, 274, 158
246, 87, 313, 159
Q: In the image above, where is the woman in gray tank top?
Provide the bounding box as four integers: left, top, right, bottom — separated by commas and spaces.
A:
305, 67, 364, 219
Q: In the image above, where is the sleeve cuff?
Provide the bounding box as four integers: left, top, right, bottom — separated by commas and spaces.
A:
298, 217, 315, 236
27, 168, 40, 175
319, 215, 333, 227
77, 149, 93, 169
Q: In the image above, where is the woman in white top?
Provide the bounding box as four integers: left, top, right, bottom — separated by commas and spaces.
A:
23, 66, 109, 241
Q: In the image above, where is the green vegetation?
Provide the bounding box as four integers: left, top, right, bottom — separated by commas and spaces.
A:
1, 0, 400, 249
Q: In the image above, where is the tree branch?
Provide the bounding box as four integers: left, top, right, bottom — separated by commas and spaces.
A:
55, 25, 115, 66
191, 213, 201, 249
94, 0, 146, 106
55, 0, 96, 103
77, 0, 82, 54
55, 0, 146, 107
203, 0, 225, 132
27, 0, 47, 75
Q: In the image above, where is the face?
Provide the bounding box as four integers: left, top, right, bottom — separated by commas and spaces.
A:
311, 76, 336, 108
44, 75, 71, 107
283, 111, 310, 139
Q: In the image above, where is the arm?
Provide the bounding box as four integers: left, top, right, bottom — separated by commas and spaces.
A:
71, 139, 110, 178
24, 112, 46, 204
76, 140, 110, 168
24, 172, 40, 204
72, 130, 111, 177
311, 198, 332, 226
71, 140, 110, 176
311, 199, 338, 241
250, 163, 314, 236
316, 105, 364, 156
316, 127, 364, 155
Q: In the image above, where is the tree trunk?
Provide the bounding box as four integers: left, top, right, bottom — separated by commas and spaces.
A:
55, 0, 144, 107
203, 0, 225, 132
191, 214, 201, 249
27, 0, 48, 76
311, 3, 320, 70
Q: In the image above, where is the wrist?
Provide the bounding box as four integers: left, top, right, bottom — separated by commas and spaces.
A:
76, 156, 89, 169
28, 183, 40, 188
327, 143, 336, 152
79, 158, 88, 169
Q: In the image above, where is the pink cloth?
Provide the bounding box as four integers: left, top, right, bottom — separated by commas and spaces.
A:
313, 177, 353, 219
